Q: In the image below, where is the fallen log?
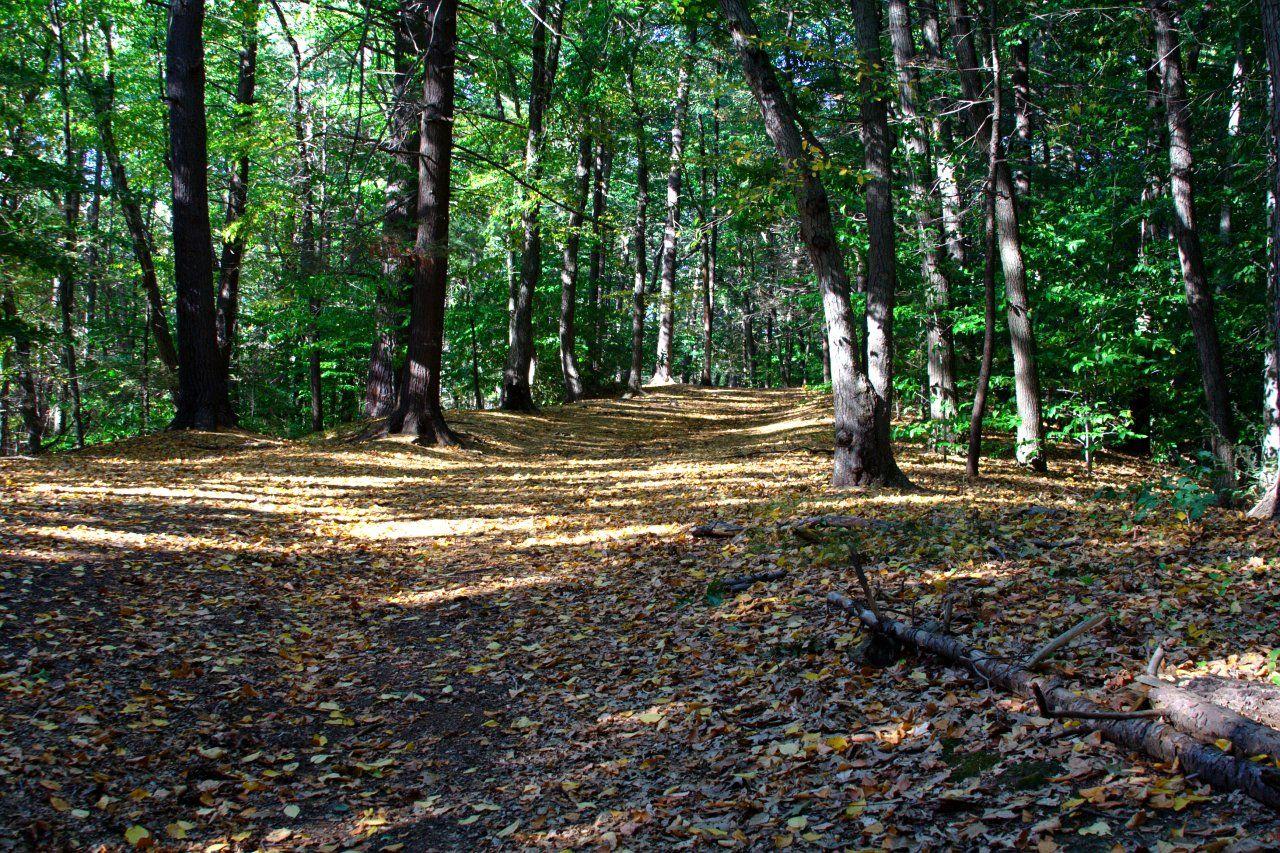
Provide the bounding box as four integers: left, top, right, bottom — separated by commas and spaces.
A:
1135, 674, 1280, 760
1173, 675, 1280, 730
787, 514, 899, 533
824, 592, 1280, 811
691, 521, 746, 539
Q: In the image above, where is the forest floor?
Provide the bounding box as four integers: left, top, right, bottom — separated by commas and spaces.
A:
2, 386, 1279, 851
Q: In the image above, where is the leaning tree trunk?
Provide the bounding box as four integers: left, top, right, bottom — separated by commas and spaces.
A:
501, 0, 565, 411
717, 0, 901, 487
387, 0, 459, 446
87, 21, 179, 378
651, 48, 692, 385
1149, 0, 1237, 494
216, 0, 257, 383
167, 0, 236, 429
886, 0, 957, 434
949, 0, 1046, 471
559, 134, 591, 402
1253, 0, 1280, 520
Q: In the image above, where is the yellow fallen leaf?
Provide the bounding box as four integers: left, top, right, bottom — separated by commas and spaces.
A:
124, 825, 151, 847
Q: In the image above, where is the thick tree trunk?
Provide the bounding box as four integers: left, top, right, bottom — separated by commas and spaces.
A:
1149, 0, 1237, 493
502, 0, 565, 411
949, 0, 1046, 471
387, 0, 459, 445
717, 0, 902, 487
216, 0, 257, 382
559, 135, 591, 402
2, 288, 40, 454
1253, 0, 1280, 520
586, 142, 613, 380
626, 95, 649, 397
365, 4, 420, 419
167, 0, 236, 429
87, 22, 179, 376
887, 0, 957, 433
651, 50, 692, 385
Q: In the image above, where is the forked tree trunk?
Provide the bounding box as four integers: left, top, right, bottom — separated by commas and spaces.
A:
717, 0, 902, 487
886, 0, 956, 432
167, 0, 236, 429
559, 135, 591, 402
387, 0, 459, 446
652, 48, 692, 385
216, 0, 257, 382
1149, 0, 1237, 494
950, 0, 1046, 471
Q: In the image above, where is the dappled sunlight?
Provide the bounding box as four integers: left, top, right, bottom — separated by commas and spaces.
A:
3, 387, 1278, 849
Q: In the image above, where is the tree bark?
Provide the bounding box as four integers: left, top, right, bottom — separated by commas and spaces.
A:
86, 21, 179, 377
1149, 0, 1237, 493
651, 48, 692, 385
167, 0, 236, 429
559, 135, 591, 401
2, 288, 40, 454
717, 0, 902, 487
216, 0, 257, 383
887, 0, 957, 433
387, 0, 459, 445
916, 0, 967, 266
52, 7, 84, 447
1010, 39, 1032, 196
502, 0, 565, 411
949, 0, 1046, 471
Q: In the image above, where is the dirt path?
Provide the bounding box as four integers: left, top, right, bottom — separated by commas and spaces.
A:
2, 387, 1277, 849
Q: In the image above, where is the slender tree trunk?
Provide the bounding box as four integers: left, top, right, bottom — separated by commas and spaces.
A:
1253, 0, 1280, 519
887, 0, 957, 433
559, 135, 590, 401
718, 0, 904, 486
626, 91, 650, 397
52, 10, 84, 447
2, 288, 39, 454
586, 142, 612, 379
387, 0, 459, 445
466, 278, 484, 409
167, 0, 236, 429
950, 0, 1046, 470
87, 21, 179, 376
216, 0, 257, 382
365, 4, 420, 418
651, 48, 692, 385
968, 9, 1002, 479
502, 0, 565, 411
1011, 39, 1032, 196
1220, 31, 1246, 245
1149, 0, 1237, 492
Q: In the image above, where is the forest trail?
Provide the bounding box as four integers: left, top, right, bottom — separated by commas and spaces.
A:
2, 387, 1278, 849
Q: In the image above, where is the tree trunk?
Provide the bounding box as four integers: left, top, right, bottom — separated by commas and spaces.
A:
586, 141, 613, 380
216, 0, 257, 382
1149, 0, 1237, 493
387, 0, 459, 445
1010, 39, 1032, 196
167, 0, 236, 429
916, 0, 967, 266
365, 4, 420, 419
949, 0, 1046, 471
1253, 0, 1280, 520
87, 21, 179, 376
651, 48, 692, 385
2, 288, 40, 454
968, 10, 1002, 480
887, 0, 957, 433
52, 9, 84, 447
1220, 30, 1246, 245
626, 93, 650, 397
718, 0, 903, 487
502, 0, 565, 411
559, 135, 591, 401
